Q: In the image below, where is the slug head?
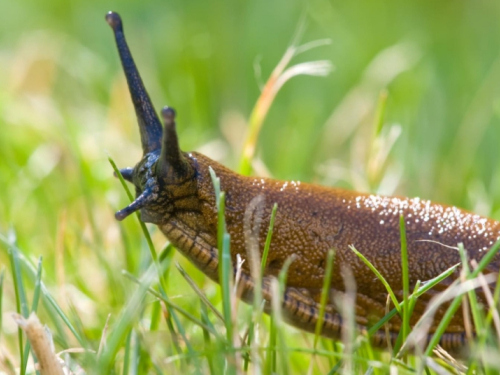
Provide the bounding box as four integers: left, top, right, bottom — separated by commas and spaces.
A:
106, 12, 195, 223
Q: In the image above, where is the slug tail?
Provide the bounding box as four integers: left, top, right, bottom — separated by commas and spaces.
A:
105, 11, 163, 154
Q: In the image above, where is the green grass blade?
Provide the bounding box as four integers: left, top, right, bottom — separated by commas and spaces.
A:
200, 303, 217, 375
423, 239, 500, 356
314, 249, 335, 348
21, 256, 43, 373
0, 236, 83, 346
98, 268, 154, 372
0, 268, 4, 343
265, 256, 295, 375
350, 245, 401, 314
30, 256, 43, 313
108, 157, 157, 263
278, 255, 296, 288
373, 89, 388, 137
261, 203, 278, 276
399, 215, 410, 347
457, 243, 485, 372
110, 156, 193, 356
208, 167, 221, 208
7, 232, 29, 375
368, 262, 459, 336
209, 168, 234, 361
176, 263, 224, 322
221, 232, 233, 343
458, 243, 484, 334
244, 202, 278, 371
122, 270, 219, 337
407, 280, 421, 317
122, 330, 132, 375
265, 315, 277, 375
150, 300, 161, 331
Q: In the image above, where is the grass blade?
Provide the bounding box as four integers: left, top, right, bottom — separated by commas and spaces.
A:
209, 167, 236, 370
239, 38, 332, 175
176, 263, 224, 323
0, 268, 4, 343
7, 232, 29, 375
22, 256, 43, 373
0, 236, 83, 346
350, 245, 401, 314
314, 249, 335, 348
261, 203, 278, 276
399, 215, 410, 347
122, 270, 219, 337
423, 238, 500, 356
368, 262, 460, 336
244, 202, 279, 371
98, 268, 154, 372
110, 156, 194, 356
122, 330, 132, 375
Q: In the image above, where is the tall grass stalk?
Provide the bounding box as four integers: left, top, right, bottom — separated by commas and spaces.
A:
239, 36, 332, 175
399, 216, 410, 349
423, 238, 500, 357
7, 231, 29, 375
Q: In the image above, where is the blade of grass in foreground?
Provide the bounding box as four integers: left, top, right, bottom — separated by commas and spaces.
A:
176, 263, 224, 323
21, 256, 43, 374
8, 231, 29, 375
314, 250, 335, 348
399, 216, 410, 349
266, 255, 295, 375
209, 167, 236, 372
122, 270, 219, 337
458, 244, 484, 374
368, 263, 460, 336
0, 235, 80, 346
109, 156, 193, 356
261, 203, 278, 276
308, 249, 334, 374
0, 268, 4, 343
458, 243, 484, 348
244, 202, 278, 371
423, 238, 500, 357
265, 255, 296, 375
350, 245, 401, 314
200, 303, 217, 375
327, 261, 461, 375
122, 330, 132, 375
97, 267, 155, 372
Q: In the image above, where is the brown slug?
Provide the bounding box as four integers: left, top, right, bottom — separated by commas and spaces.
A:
105, 11, 500, 351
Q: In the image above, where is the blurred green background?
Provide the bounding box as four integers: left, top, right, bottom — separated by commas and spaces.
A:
2, 0, 500, 370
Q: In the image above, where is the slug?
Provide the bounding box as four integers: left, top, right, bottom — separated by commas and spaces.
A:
105, 11, 500, 350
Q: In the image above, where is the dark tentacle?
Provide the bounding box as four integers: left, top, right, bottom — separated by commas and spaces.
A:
115, 188, 154, 220
105, 11, 163, 154
157, 106, 191, 178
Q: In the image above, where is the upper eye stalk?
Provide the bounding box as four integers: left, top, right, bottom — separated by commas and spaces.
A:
106, 11, 189, 220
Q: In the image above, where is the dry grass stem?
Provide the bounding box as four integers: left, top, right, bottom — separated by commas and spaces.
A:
13, 313, 65, 375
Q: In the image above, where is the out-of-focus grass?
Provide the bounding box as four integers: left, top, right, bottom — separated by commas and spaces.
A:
2, 0, 500, 373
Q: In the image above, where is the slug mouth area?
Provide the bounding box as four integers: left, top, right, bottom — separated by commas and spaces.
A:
114, 149, 197, 223
114, 152, 161, 221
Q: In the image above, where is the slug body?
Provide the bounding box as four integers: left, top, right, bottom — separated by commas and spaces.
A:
105, 12, 500, 351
